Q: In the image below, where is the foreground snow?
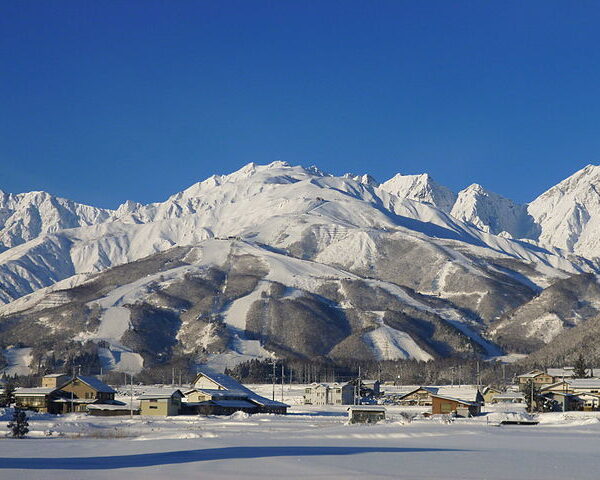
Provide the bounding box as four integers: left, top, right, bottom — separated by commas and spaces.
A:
1, 405, 600, 479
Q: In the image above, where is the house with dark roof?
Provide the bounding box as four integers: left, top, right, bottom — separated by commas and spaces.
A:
187, 368, 288, 414
52, 376, 119, 413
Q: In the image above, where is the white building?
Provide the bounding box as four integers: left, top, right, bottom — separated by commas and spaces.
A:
303, 382, 354, 405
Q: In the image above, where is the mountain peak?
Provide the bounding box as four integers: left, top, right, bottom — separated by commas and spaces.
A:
379, 172, 456, 212
451, 184, 536, 239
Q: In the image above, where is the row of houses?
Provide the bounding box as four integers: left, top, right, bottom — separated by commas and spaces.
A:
517, 368, 598, 386
10, 369, 289, 417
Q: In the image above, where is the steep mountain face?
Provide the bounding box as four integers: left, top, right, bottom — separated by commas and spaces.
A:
1, 161, 600, 374
490, 273, 600, 352
379, 173, 457, 212
450, 184, 538, 239
0, 240, 497, 374
0, 190, 112, 252
528, 165, 600, 259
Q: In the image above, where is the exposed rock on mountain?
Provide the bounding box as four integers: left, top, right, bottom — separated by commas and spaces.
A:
450, 184, 538, 239
379, 173, 457, 212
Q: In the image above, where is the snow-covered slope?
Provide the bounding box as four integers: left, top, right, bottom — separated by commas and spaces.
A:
450, 184, 538, 239
2, 161, 600, 371
379, 173, 457, 212
0, 190, 112, 252
528, 164, 600, 258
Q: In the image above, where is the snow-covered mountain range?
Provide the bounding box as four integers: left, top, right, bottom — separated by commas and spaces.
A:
2, 162, 600, 375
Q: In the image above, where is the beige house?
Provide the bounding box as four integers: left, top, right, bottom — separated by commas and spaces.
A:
54, 376, 117, 413
41, 374, 69, 389
517, 370, 554, 386
139, 390, 183, 416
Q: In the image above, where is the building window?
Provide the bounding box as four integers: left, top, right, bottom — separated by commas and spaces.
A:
149, 406, 158, 409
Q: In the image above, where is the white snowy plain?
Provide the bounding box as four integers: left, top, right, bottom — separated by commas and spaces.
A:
1, 401, 600, 479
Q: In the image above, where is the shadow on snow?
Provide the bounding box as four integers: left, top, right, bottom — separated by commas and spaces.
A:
0, 446, 472, 470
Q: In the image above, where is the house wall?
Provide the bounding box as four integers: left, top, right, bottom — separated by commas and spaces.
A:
141, 399, 169, 416
42, 376, 69, 389
400, 390, 433, 405
431, 397, 480, 416
194, 376, 222, 390
15, 395, 49, 413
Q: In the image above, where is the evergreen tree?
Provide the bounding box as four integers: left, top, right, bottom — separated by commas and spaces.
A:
7, 408, 29, 438
573, 353, 588, 378
0, 381, 16, 407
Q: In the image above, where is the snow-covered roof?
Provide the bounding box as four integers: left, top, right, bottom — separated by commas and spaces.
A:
194, 368, 288, 408
87, 403, 134, 411
347, 405, 386, 412
43, 373, 68, 378
15, 387, 55, 395
73, 376, 116, 394
431, 393, 478, 406
139, 389, 183, 400
567, 379, 600, 389
518, 370, 547, 378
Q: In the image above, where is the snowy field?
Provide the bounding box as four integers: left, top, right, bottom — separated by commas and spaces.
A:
2, 403, 600, 479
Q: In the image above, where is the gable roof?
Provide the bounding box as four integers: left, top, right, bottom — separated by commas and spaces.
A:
139, 389, 183, 400
431, 393, 478, 406
194, 368, 288, 408
518, 370, 547, 379
398, 386, 438, 399
62, 376, 116, 394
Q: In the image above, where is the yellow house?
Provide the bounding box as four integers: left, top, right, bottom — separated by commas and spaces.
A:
139, 389, 183, 416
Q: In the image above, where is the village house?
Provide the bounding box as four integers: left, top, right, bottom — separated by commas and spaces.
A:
431, 393, 481, 417
14, 387, 66, 414
397, 387, 437, 406
303, 382, 354, 405
52, 376, 118, 413
185, 368, 288, 415
139, 389, 184, 416
481, 386, 503, 404
546, 367, 597, 382
490, 391, 526, 404
41, 373, 70, 389
517, 370, 554, 386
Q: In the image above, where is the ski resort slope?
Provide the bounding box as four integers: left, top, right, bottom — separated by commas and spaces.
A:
1, 408, 600, 479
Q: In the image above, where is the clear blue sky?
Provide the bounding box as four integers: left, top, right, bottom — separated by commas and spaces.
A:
2, 1, 600, 208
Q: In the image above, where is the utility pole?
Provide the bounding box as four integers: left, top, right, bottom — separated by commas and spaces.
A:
272, 359, 276, 401
281, 364, 284, 402
130, 373, 134, 419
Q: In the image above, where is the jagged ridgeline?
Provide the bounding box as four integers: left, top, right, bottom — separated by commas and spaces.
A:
1, 162, 600, 375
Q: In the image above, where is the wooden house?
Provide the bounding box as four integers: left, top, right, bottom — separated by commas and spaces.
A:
517, 370, 554, 386
431, 394, 481, 417
53, 376, 117, 413
139, 389, 184, 416
14, 387, 65, 414
397, 387, 437, 406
